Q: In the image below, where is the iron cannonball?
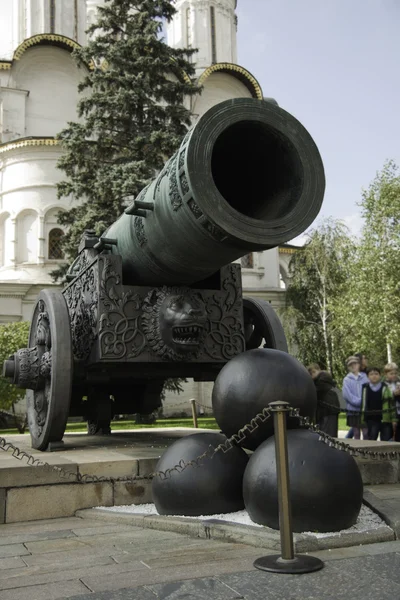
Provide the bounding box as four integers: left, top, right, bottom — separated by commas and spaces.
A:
243, 429, 363, 532
212, 348, 317, 450
152, 432, 249, 516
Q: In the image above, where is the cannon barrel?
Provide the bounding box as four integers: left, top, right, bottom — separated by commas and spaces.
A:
104, 98, 325, 286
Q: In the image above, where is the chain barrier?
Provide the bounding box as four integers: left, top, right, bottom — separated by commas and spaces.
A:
0, 406, 275, 485
319, 399, 400, 417
1, 403, 400, 486
193, 400, 213, 412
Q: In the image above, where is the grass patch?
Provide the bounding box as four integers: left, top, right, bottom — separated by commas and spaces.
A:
0, 415, 350, 436
0, 428, 23, 436
0, 417, 220, 436
338, 414, 350, 431
65, 417, 220, 432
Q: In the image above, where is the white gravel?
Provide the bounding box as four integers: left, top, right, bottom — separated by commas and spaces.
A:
97, 503, 385, 537
302, 504, 385, 538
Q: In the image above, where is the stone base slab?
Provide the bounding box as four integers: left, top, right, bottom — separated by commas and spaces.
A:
76, 506, 395, 553
363, 485, 400, 538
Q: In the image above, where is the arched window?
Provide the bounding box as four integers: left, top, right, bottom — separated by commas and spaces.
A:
48, 228, 64, 259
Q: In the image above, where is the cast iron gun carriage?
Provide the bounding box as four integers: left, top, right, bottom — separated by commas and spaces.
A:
3, 98, 325, 450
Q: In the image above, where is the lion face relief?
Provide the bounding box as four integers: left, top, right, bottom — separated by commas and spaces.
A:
142, 287, 207, 361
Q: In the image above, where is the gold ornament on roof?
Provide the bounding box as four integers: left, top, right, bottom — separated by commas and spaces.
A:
198, 63, 263, 100
0, 138, 59, 155
14, 34, 80, 60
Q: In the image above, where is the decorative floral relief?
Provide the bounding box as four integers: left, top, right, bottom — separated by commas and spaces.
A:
169, 157, 182, 211
180, 172, 190, 196
188, 198, 203, 219
63, 262, 98, 361
134, 217, 147, 247
99, 257, 146, 359
203, 265, 245, 361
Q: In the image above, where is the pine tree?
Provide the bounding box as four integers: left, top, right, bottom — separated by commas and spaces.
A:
55, 0, 200, 269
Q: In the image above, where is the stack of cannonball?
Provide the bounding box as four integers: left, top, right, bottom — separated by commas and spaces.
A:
152, 349, 363, 532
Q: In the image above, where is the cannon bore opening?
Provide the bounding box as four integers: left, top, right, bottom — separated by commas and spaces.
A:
211, 121, 303, 221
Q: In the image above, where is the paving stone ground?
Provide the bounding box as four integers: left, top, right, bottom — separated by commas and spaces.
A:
1, 508, 400, 600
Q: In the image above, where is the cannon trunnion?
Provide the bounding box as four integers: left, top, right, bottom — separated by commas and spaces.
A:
2, 98, 325, 450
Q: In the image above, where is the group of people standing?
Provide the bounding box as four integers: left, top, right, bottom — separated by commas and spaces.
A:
307, 353, 400, 442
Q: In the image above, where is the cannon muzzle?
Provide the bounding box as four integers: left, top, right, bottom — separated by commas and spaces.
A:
104, 98, 325, 286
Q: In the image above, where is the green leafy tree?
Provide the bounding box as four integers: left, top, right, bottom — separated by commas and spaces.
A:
55, 0, 200, 269
339, 160, 400, 364
0, 322, 30, 432
284, 219, 355, 379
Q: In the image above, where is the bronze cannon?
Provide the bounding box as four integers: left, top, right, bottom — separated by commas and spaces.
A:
2, 98, 325, 450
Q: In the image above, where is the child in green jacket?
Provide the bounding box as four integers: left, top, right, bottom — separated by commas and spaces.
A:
361, 367, 396, 441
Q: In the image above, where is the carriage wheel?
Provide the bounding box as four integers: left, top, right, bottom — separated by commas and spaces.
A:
3, 290, 72, 451
243, 297, 288, 352
27, 290, 72, 450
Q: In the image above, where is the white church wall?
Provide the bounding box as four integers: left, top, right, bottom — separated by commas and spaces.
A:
0, 88, 28, 143
0, 295, 24, 321
162, 380, 214, 418
0, 282, 62, 323
167, 0, 237, 74
259, 248, 281, 288
0, 0, 87, 59
0, 41, 84, 324
240, 248, 280, 292
11, 46, 83, 137
1, 145, 66, 218
192, 72, 251, 117
278, 248, 297, 289
16, 209, 38, 263
213, 1, 237, 64
0, 212, 12, 267
167, 3, 184, 49
192, 4, 209, 71
54, 0, 87, 44
29, 0, 45, 37
86, 1, 106, 30
0, 144, 71, 302
0, 0, 14, 59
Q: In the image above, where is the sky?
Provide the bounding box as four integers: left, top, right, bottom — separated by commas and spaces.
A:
236, 0, 400, 240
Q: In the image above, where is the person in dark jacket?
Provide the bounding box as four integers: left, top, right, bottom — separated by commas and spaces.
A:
307, 364, 340, 437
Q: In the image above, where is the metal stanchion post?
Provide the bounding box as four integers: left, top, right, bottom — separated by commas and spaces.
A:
190, 399, 198, 429
253, 401, 324, 574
